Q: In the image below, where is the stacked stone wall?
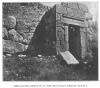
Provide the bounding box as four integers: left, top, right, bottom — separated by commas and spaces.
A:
3, 3, 50, 54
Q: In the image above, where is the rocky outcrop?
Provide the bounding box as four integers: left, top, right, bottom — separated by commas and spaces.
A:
3, 40, 28, 53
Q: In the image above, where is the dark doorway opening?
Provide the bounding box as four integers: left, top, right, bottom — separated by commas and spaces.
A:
68, 25, 81, 60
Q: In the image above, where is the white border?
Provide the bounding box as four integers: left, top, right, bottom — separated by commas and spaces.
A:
0, 0, 99, 88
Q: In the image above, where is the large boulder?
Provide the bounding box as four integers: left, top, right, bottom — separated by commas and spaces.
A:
3, 16, 16, 30
16, 20, 29, 33
8, 29, 23, 42
3, 28, 8, 39
3, 40, 28, 53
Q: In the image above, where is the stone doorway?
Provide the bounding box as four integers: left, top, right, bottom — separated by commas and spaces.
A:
68, 25, 81, 59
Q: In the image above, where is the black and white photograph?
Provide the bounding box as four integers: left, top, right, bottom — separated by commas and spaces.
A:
2, 0, 98, 83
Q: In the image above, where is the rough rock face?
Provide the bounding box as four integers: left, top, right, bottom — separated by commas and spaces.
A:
3, 40, 28, 53
23, 33, 34, 44
8, 29, 23, 42
3, 2, 50, 54
56, 2, 90, 21
16, 20, 29, 33
3, 28, 8, 39
3, 16, 16, 30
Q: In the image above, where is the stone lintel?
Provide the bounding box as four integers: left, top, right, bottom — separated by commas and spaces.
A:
61, 17, 88, 27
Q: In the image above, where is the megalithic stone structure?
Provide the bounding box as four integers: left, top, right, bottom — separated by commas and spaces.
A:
55, 2, 93, 60
28, 2, 94, 62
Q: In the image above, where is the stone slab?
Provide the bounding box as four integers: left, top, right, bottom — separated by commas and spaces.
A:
60, 51, 79, 64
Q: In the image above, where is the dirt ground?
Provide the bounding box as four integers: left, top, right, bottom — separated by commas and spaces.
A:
3, 54, 98, 81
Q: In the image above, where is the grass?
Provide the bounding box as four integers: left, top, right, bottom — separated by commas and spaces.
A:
3, 54, 98, 81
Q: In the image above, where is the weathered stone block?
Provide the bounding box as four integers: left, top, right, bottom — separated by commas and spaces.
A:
56, 27, 64, 33
66, 8, 74, 17
3, 16, 16, 30
56, 39, 66, 53
57, 31, 64, 40
56, 21, 63, 27
56, 27, 64, 40
60, 40, 66, 51
78, 3, 88, 12
3, 40, 28, 53
56, 4, 67, 15
67, 2, 79, 9
8, 29, 23, 42
16, 20, 29, 33
56, 4, 63, 13
62, 7, 68, 15
73, 9, 84, 20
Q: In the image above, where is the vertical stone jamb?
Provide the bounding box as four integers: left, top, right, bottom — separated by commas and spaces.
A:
80, 27, 87, 59
64, 25, 69, 51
